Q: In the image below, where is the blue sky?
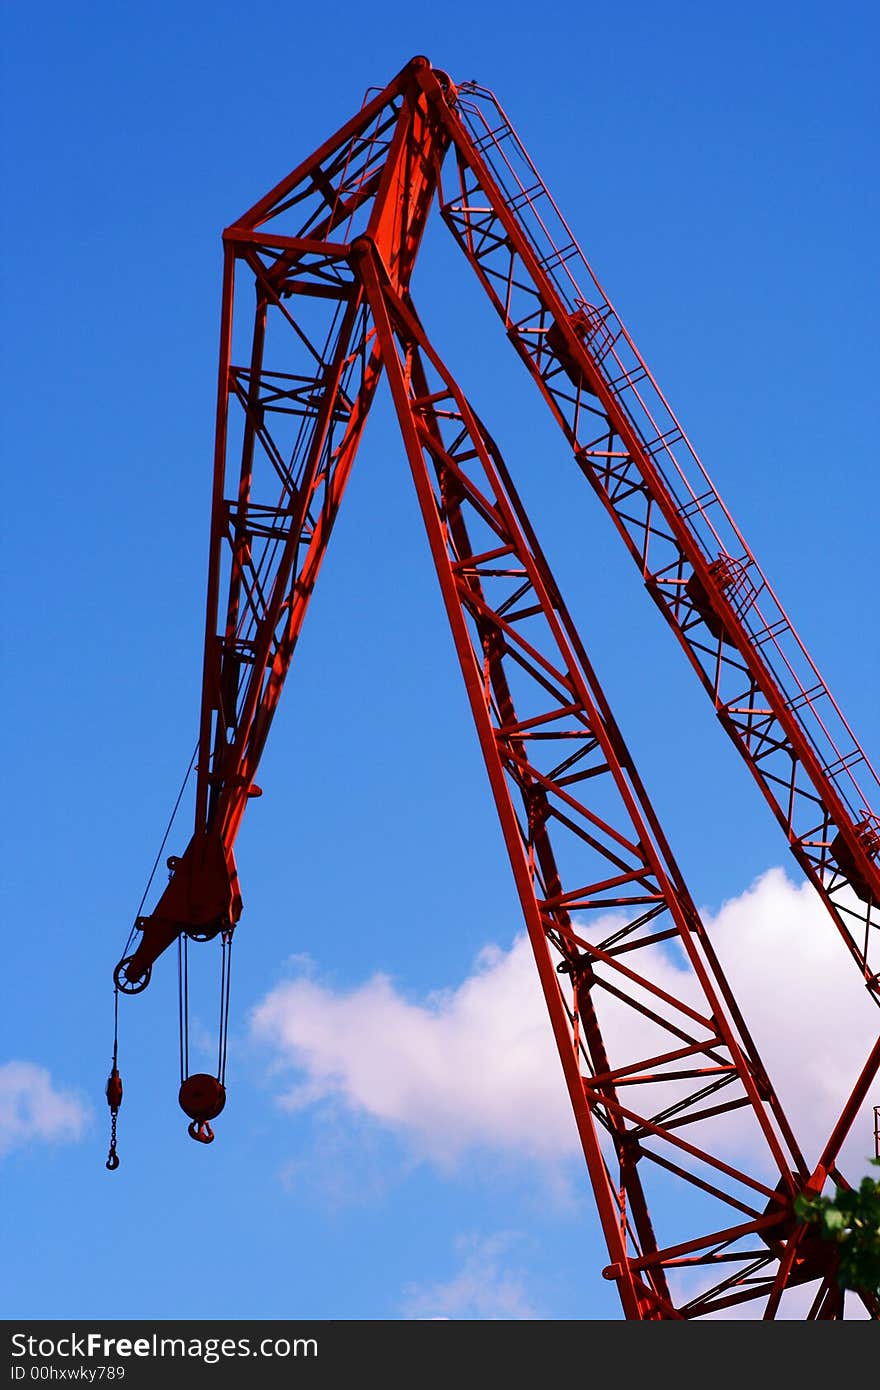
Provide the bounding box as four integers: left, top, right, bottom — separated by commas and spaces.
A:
1, 0, 878, 1321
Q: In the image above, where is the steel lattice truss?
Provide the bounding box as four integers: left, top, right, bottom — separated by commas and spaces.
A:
115, 58, 880, 1319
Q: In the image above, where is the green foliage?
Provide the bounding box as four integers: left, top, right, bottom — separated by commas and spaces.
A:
794, 1159, 880, 1298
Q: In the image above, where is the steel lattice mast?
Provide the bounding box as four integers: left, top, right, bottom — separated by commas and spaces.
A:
435, 85, 880, 996
113, 57, 879, 1319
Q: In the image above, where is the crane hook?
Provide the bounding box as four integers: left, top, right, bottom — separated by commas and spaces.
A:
179, 1072, 225, 1147
105, 1066, 123, 1171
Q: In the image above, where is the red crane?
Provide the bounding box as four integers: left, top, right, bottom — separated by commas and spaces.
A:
109, 58, 880, 1319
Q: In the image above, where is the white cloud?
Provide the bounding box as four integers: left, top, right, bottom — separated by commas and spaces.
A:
668, 1268, 871, 1322
250, 936, 572, 1166
686, 867, 878, 1173
401, 1233, 539, 1320
249, 868, 879, 1178
0, 1061, 89, 1157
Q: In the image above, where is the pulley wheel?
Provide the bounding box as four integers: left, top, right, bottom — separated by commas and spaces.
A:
178, 1073, 226, 1123
113, 956, 152, 995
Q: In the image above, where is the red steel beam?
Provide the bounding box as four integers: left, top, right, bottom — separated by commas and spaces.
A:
430, 77, 880, 1002
118, 63, 449, 987
116, 60, 878, 1321
354, 239, 871, 1319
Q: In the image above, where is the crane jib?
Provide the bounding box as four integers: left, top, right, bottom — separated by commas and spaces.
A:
110, 57, 879, 1321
